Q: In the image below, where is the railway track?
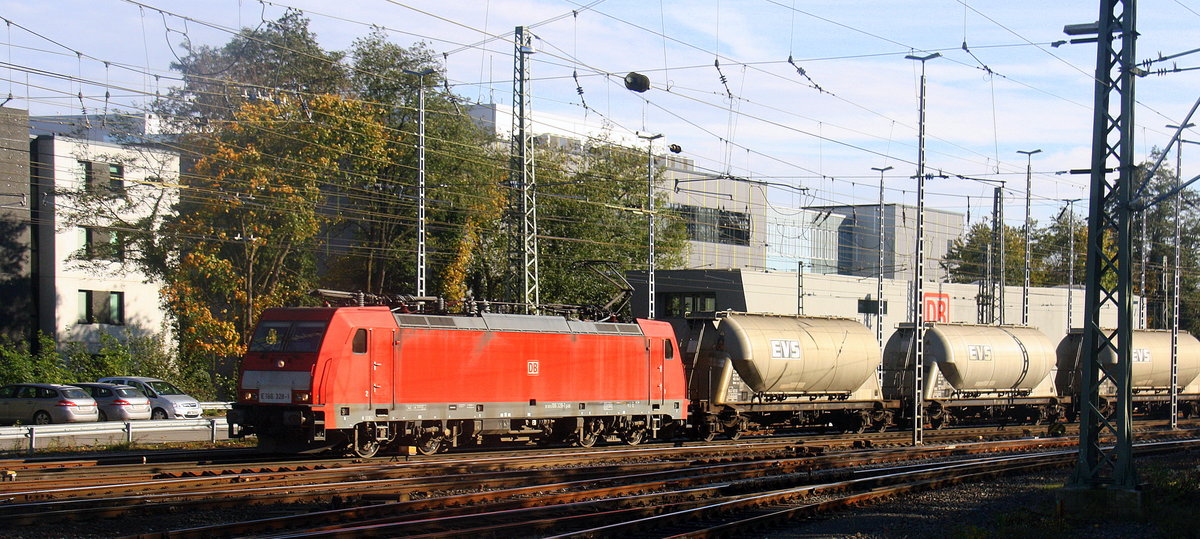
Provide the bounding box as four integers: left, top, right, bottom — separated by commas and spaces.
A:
0, 423, 1196, 538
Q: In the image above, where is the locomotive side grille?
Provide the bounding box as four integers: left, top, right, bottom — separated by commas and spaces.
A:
395, 314, 487, 330
394, 312, 643, 336
569, 320, 644, 336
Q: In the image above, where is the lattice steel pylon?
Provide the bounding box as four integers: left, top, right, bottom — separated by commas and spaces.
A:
510, 26, 539, 313
1070, 0, 1138, 491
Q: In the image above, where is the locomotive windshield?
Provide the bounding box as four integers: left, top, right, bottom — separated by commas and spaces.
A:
249, 321, 328, 353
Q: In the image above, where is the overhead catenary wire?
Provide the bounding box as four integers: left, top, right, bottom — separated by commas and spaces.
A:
7, 1, 1190, 280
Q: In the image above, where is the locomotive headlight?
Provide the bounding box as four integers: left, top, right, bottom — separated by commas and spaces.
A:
275, 359, 286, 368
293, 390, 312, 403
242, 390, 258, 402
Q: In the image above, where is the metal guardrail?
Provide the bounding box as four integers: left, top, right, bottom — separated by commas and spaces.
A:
0, 418, 228, 453
200, 401, 233, 410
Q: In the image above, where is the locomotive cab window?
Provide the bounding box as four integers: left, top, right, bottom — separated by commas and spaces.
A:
664, 339, 675, 359
249, 322, 290, 352
284, 322, 327, 352
352, 329, 368, 354
249, 321, 329, 353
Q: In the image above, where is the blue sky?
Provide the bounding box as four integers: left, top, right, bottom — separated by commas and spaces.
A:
4, 0, 1199, 225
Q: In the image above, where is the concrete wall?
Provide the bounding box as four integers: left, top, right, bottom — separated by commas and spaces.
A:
0, 108, 31, 342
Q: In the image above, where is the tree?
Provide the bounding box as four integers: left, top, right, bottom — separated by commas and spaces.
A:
166, 94, 390, 362
941, 221, 1023, 286
320, 33, 504, 297
157, 11, 346, 130
58, 143, 180, 281
1034, 204, 1086, 287
534, 139, 688, 313
0, 334, 65, 386
1128, 155, 1200, 331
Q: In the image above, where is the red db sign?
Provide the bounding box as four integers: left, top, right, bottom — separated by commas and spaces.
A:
924, 293, 950, 322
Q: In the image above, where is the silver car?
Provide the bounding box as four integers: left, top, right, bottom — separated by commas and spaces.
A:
96, 377, 201, 420
70, 383, 152, 421
0, 384, 99, 425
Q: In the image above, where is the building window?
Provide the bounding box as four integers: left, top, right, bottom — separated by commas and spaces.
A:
78, 290, 125, 325
661, 292, 717, 318
81, 227, 124, 261
108, 164, 125, 193
674, 204, 751, 246
78, 160, 124, 195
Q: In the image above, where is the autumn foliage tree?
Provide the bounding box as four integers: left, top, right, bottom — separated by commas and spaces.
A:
167, 94, 390, 362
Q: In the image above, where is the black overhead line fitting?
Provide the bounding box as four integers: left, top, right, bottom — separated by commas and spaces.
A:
786, 55, 827, 94
960, 40, 997, 76
713, 58, 733, 98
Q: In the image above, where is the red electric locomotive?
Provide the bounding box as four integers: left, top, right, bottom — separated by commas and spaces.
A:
228, 306, 689, 456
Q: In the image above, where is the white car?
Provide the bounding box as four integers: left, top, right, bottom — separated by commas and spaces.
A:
96, 377, 201, 420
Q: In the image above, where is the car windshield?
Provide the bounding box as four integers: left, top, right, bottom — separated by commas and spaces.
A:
61, 388, 89, 399
115, 388, 144, 398
146, 381, 185, 396
248, 321, 328, 353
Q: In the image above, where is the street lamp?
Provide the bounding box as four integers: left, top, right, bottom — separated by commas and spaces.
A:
871, 165, 893, 349
905, 51, 938, 447
639, 132, 663, 319
1017, 148, 1042, 327
404, 68, 436, 298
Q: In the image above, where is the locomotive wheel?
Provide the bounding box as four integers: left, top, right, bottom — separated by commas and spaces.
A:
352, 437, 381, 458
621, 427, 646, 446
576, 419, 605, 448
416, 436, 442, 456
577, 431, 600, 448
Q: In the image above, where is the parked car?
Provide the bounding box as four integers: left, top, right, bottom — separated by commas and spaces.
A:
95, 377, 201, 420
70, 383, 152, 422
0, 383, 99, 425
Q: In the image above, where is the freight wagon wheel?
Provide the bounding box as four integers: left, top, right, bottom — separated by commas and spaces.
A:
849, 411, 872, 434
727, 414, 750, 440
872, 410, 893, 432
698, 416, 721, 442
925, 402, 947, 430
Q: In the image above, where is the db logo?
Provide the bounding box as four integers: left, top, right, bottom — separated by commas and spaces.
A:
527, 361, 540, 376
924, 293, 950, 322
